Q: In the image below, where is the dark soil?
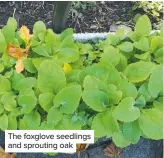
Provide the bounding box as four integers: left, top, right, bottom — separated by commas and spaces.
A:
0, 1, 161, 33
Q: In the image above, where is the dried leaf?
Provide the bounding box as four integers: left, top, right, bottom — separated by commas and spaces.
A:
19, 25, 30, 44
7, 44, 28, 59
104, 143, 123, 157
15, 59, 25, 73
0, 146, 16, 158
63, 63, 72, 73
76, 144, 88, 153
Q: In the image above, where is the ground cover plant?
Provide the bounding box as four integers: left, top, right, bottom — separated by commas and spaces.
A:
0, 15, 163, 150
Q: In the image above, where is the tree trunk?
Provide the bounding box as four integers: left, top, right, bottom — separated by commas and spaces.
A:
52, 1, 71, 33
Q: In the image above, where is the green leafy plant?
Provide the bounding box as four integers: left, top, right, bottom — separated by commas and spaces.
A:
0, 15, 163, 149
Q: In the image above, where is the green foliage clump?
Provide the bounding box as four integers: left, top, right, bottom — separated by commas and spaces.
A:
0, 15, 163, 148
133, 1, 163, 21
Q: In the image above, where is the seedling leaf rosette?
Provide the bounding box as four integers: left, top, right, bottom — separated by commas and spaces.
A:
0, 15, 163, 149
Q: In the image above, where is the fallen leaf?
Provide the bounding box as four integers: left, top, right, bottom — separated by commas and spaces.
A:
76, 144, 88, 153
7, 44, 28, 59
63, 63, 72, 73
104, 142, 123, 157
15, 59, 25, 73
0, 146, 16, 158
19, 25, 30, 44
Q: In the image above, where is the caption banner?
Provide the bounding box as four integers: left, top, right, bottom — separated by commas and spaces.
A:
5, 130, 94, 153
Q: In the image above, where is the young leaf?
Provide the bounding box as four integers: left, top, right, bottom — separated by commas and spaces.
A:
8, 115, 17, 130
53, 85, 82, 114
112, 97, 140, 122
91, 108, 119, 138
82, 90, 109, 112
139, 108, 163, 139
38, 60, 66, 93
148, 65, 163, 98
118, 79, 137, 99
47, 106, 63, 127
100, 46, 120, 66
134, 15, 152, 36
0, 32, 7, 53
1, 92, 17, 111
123, 121, 141, 144
124, 61, 155, 83
133, 37, 149, 51
0, 75, 11, 94
39, 93, 55, 112
33, 21, 46, 36
23, 110, 40, 129
112, 131, 131, 148
23, 58, 37, 73
118, 42, 133, 53
0, 114, 8, 130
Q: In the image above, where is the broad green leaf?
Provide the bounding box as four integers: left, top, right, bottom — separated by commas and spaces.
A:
32, 58, 45, 70
106, 63, 121, 86
0, 75, 11, 94
66, 69, 81, 83
148, 65, 163, 98
23, 110, 40, 129
139, 108, 163, 139
118, 79, 137, 99
151, 36, 163, 52
0, 63, 4, 72
55, 115, 82, 130
58, 48, 79, 63
58, 35, 74, 50
11, 71, 25, 89
23, 58, 37, 73
154, 48, 163, 64
153, 97, 163, 111
47, 106, 63, 127
133, 37, 149, 51
7, 17, 17, 30
39, 93, 55, 112
33, 21, 46, 36
118, 42, 133, 52
53, 85, 82, 114
123, 121, 141, 144
112, 97, 140, 122
38, 60, 66, 93
134, 15, 151, 36
2, 25, 15, 43
116, 54, 127, 71
8, 115, 17, 130
0, 114, 8, 130
82, 90, 109, 112
106, 34, 120, 46
33, 43, 51, 57
134, 51, 150, 60
79, 63, 110, 83
83, 75, 107, 93
107, 84, 122, 104
100, 46, 120, 66
112, 131, 131, 148
1, 92, 17, 111
0, 103, 4, 115
18, 92, 37, 114
60, 28, 73, 41
91, 108, 119, 138
14, 77, 36, 92
45, 29, 60, 50
0, 31, 7, 53
124, 61, 155, 83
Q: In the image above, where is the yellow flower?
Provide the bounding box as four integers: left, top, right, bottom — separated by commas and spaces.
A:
63, 63, 72, 73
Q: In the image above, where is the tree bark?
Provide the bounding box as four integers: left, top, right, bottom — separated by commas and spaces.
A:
52, 1, 71, 33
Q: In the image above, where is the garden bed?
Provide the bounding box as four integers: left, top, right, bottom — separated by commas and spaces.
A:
0, 4, 163, 158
